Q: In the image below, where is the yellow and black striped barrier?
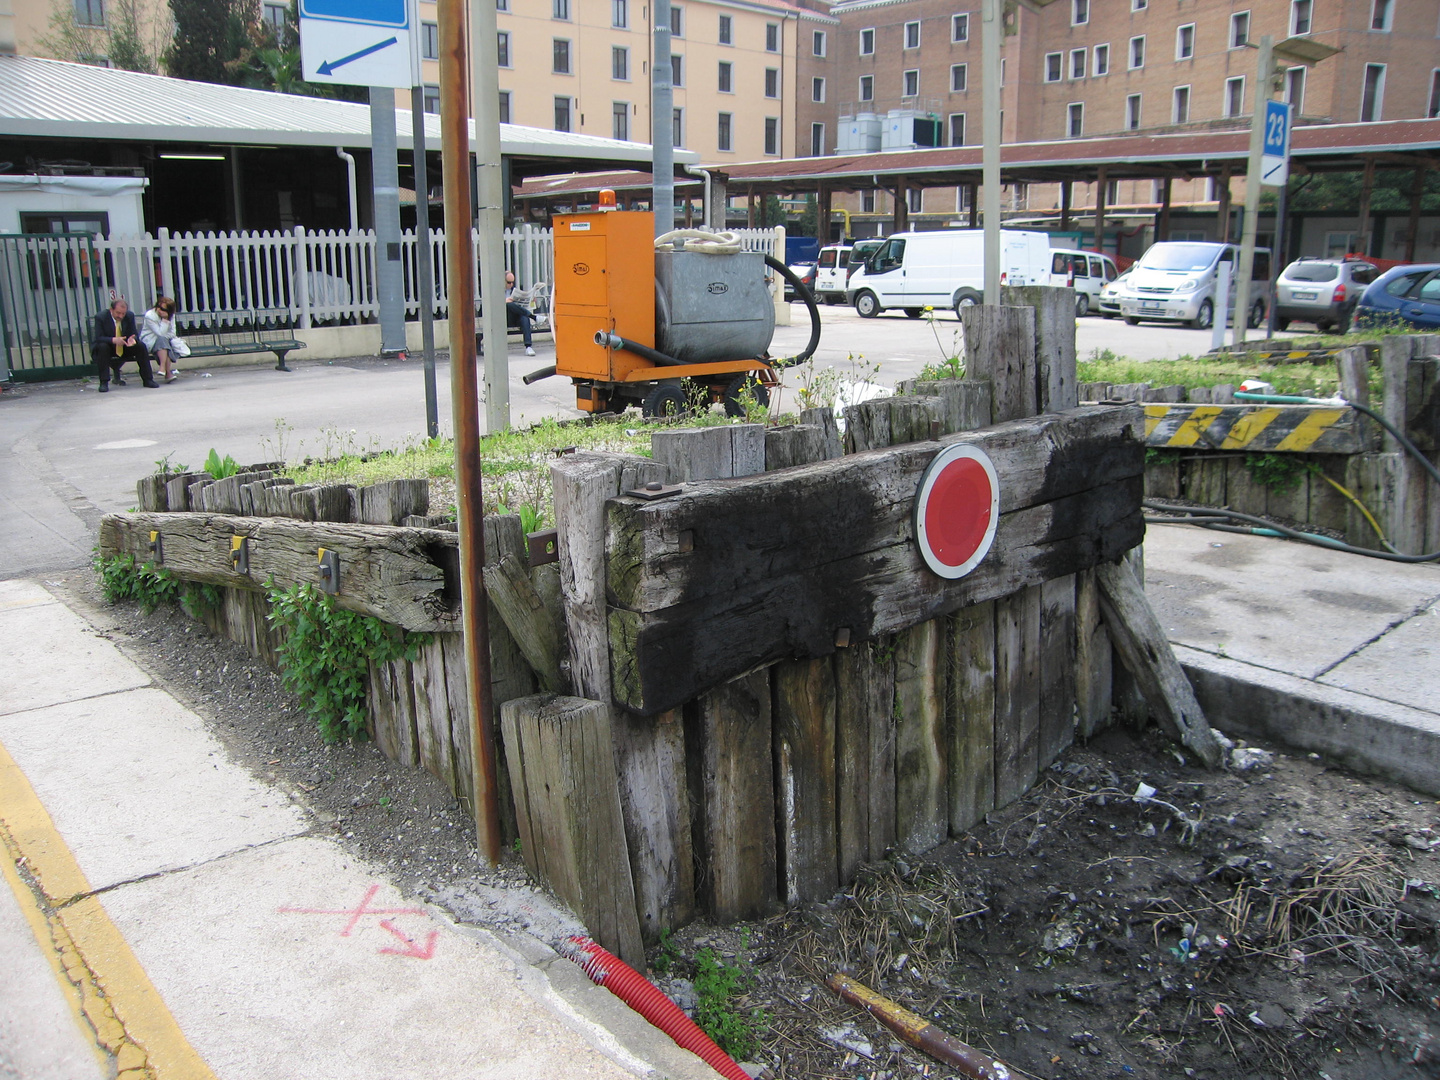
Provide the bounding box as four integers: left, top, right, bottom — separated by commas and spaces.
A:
1143, 402, 1365, 453
1205, 347, 1345, 363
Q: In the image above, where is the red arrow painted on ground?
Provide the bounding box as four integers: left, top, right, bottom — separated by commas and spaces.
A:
378, 918, 437, 960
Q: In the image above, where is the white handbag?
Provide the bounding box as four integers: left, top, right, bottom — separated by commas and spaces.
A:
171, 336, 192, 358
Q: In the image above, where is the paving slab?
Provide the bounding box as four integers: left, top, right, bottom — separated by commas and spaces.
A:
1319, 601, 1440, 713
0, 594, 150, 715
98, 836, 638, 1080
0, 688, 307, 892
1144, 524, 1440, 679
0, 577, 59, 611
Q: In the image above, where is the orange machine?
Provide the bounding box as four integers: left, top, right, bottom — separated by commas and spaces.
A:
541, 205, 782, 417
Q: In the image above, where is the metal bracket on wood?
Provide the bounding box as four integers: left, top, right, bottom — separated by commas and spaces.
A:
527, 529, 559, 568
229, 535, 249, 575
148, 530, 163, 565
625, 482, 684, 501
552, 445, 578, 457
317, 547, 340, 594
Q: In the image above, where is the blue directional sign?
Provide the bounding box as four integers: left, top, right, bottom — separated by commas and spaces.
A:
1260, 99, 1291, 187
300, 0, 414, 89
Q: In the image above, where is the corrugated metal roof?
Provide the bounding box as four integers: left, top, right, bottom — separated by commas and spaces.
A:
0, 54, 695, 165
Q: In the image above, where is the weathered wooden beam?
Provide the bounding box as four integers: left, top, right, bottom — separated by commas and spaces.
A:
773, 657, 839, 906
947, 601, 995, 833
904, 379, 992, 436
894, 619, 947, 853
1073, 569, 1112, 740
1143, 402, 1365, 454
835, 640, 896, 876
652, 424, 765, 481
1095, 559, 1223, 768
961, 305, 1036, 423
483, 552, 566, 692
765, 424, 828, 471
607, 407, 1144, 715
994, 585, 1041, 807
354, 479, 430, 526
613, 707, 694, 942
501, 694, 645, 966
799, 406, 843, 459
98, 512, 460, 632
1038, 574, 1078, 767
1002, 285, 1078, 413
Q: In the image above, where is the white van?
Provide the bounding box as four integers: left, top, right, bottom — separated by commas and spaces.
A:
847, 229, 1054, 318
1048, 249, 1119, 317
1119, 241, 1272, 329
814, 239, 883, 305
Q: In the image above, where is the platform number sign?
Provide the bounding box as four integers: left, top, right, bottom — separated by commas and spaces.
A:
1260, 99, 1291, 188
913, 444, 1001, 579
300, 0, 416, 89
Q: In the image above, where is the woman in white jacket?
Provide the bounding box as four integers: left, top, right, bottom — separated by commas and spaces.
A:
140, 296, 179, 383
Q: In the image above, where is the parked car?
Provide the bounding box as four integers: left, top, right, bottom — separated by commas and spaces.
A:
1274, 257, 1378, 333
813, 239, 883, 304
1354, 264, 1440, 330
1120, 241, 1270, 329
1099, 267, 1131, 319
847, 228, 1053, 318
1048, 249, 1120, 316
784, 260, 818, 302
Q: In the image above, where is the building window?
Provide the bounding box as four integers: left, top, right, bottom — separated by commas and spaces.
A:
1292, 0, 1312, 35
719, 14, 732, 45
613, 0, 627, 28
812, 76, 825, 102
1070, 48, 1086, 79
553, 0, 569, 19
1106, 179, 1119, 205
1126, 93, 1142, 130
811, 122, 825, 156
1045, 52, 1062, 82
671, 54, 683, 86
554, 96, 572, 131
613, 102, 630, 140
496, 0, 508, 12
670, 5, 683, 37
951, 64, 967, 92
1371, 0, 1392, 32
949, 112, 966, 145
74, 0, 104, 26
1072, 0, 1088, 26
1361, 63, 1386, 121
907, 188, 923, 213
673, 107, 684, 147
498, 91, 511, 124
765, 117, 779, 155
718, 112, 732, 151
903, 69, 919, 96
861, 190, 876, 213
1067, 102, 1084, 137
612, 45, 628, 80
1286, 66, 1306, 112
497, 31, 510, 67
813, 30, 826, 56
423, 84, 440, 114
766, 23, 779, 51
1132, 0, 1146, 8
859, 74, 874, 101
1430, 71, 1440, 117
1176, 24, 1195, 60
952, 13, 968, 42
860, 27, 875, 55
421, 22, 440, 60
764, 67, 778, 97
1225, 76, 1245, 117
719, 60, 733, 93
1093, 43, 1109, 76
1231, 11, 1249, 48
553, 39, 571, 73
904, 21, 920, 49
263, 2, 286, 35
1129, 36, 1145, 70
1173, 85, 1190, 123
957, 185, 972, 212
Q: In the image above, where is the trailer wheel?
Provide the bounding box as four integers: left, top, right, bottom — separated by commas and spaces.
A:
642, 383, 688, 418
722, 374, 771, 418
855, 291, 881, 318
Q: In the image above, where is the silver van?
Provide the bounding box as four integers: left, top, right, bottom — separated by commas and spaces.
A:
1120, 242, 1271, 330
1048, 249, 1119, 317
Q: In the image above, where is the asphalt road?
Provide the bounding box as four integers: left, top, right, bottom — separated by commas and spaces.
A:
0, 305, 1219, 579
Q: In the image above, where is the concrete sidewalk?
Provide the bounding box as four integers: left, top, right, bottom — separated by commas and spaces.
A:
0, 578, 721, 1080
1144, 524, 1440, 795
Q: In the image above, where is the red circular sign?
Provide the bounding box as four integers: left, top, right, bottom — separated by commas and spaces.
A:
914, 445, 1000, 579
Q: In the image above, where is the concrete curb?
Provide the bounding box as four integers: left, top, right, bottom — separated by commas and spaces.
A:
1176, 644, 1440, 796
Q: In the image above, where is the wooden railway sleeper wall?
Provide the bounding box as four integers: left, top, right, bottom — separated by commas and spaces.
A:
100, 288, 1218, 969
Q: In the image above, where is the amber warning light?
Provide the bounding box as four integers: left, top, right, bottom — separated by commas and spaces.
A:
597, 188, 618, 210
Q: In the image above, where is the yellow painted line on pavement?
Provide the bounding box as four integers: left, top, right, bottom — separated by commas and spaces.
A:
0, 737, 219, 1080
1273, 408, 1346, 452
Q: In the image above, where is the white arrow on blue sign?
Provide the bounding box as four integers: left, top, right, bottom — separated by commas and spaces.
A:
300, 0, 415, 90
1259, 99, 1291, 188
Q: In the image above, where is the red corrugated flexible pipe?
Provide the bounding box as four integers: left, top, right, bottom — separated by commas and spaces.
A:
562, 936, 751, 1080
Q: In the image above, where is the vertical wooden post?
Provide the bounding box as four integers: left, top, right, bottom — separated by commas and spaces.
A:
1038, 576, 1078, 768
1001, 285, 1077, 413
993, 586, 1041, 807
773, 657, 839, 905
947, 602, 995, 833
961, 304, 1036, 423
1073, 570, 1112, 740
613, 708, 694, 942
835, 641, 897, 877
1381, 336, 1432, 555
894, 620, 947, 852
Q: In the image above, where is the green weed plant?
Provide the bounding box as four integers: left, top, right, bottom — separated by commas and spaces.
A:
693, 947, 768, 1061
94, 553, 179, 613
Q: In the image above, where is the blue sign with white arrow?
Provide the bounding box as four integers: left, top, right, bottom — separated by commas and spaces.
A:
1260, 99, 1291, 187
300, 0, 414, 89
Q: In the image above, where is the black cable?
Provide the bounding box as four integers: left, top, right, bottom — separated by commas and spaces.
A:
1144, 500, 1440, 563
762, 254, 822, 368
1344, 399, 1440, 488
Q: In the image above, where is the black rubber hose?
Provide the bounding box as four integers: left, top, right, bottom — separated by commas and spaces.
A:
763, 254, 822, 368
596, 331, 688, 368
1345, 399, 1440, 488
522, 365, 556, 385
1144, 500, 1440, 563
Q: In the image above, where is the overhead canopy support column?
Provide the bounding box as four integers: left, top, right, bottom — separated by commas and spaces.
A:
1157, 177, 1172, 242
747, 185, 755, 227
1406, 168, 1426, 263
968, 183, 978, 228
1059, 180, 1072, 232
1356, 156, 1376, 256
1093, 166, 1108, 254
893, 176, 908, 232
1217, 165, 1232, 243
817, 184, 832, 245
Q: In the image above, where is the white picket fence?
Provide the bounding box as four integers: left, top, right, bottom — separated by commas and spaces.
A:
91, 225, 785, 331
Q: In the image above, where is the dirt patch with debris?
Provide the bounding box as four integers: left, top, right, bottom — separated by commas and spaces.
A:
55, 570, 1440, 1080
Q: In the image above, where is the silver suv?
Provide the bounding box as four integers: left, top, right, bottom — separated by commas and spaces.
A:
1275, 257, 1379, 334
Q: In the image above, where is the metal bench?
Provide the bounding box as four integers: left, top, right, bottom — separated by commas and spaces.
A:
178, 308, 306, 372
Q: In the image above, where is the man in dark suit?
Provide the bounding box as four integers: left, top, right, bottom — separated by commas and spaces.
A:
92, 297, 157, 392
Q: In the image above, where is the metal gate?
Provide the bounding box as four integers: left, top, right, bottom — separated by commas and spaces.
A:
0, 234, 106, 382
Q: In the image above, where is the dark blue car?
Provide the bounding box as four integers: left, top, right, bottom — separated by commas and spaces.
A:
1355, 263, 1440, 329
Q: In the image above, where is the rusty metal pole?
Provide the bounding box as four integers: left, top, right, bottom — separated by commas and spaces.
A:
437, 0, 502, 866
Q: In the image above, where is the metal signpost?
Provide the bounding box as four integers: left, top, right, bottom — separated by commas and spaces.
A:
1231, 34, 1273, 350
1260, 99, 1292, 340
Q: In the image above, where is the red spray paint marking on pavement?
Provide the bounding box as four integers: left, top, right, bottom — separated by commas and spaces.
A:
278, 884, 428, 936
378, 919, 438, 960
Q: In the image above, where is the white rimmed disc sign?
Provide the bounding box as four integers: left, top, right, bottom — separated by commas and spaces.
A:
913, 444, 1000, 579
